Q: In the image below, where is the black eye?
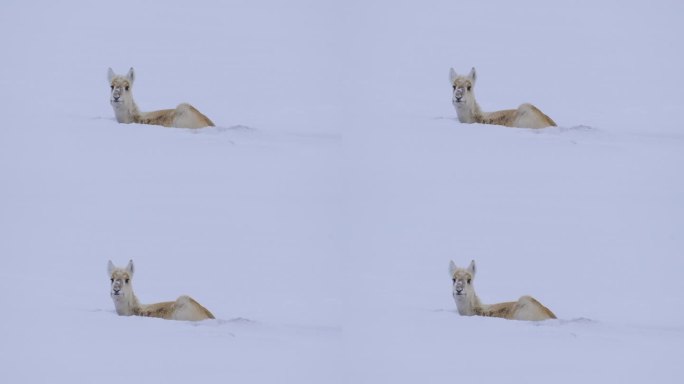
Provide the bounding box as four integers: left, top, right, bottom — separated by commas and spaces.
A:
452, 85, 456, 90
452, 278, 456, 283
110, 278, 114, 283
125, 279, 129, 284
467, 86, 471, 91
125, 86, 129, 91
467, 279, 472, 284
110, 85, 114, 90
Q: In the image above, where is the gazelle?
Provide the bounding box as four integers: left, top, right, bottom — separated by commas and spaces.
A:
107, 260, 215, 321
107, 67, 214, 128
449, 260, 556, 321
449, 67, 556, 128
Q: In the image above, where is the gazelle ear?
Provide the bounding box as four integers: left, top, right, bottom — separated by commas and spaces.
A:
467, 260, 476, 276
107, 260, 115, 276
449, 260, 458, 276
125, 259, 135, 276
126, 67, 135, 84
467, 67, 477, 84
449, 68, 458, 84
107, 68, 115, 83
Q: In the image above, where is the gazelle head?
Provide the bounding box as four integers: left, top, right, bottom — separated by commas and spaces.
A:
449, 260, 476, 302
449, 67, 477, 108
107, 260, 134, 301
107, 67, 135, 109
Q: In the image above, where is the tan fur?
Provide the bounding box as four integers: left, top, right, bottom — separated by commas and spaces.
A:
107, 260, 215, 321
449, 260, 556, 321
450, 67, 556, 129
108, 67, 214, 129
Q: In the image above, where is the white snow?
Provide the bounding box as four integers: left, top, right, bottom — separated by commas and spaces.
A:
1, 0, 683, 382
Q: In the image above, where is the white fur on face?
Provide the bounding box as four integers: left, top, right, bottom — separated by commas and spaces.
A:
107, 68, 135, 108
109, 269, 132, 298
451, 269, 474, 298
449, 260, 476, 301
109, 77, 132, 105
451, 76, 475, 107
108, 260, 134, 300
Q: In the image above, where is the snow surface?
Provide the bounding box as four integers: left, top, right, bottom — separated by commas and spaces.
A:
1, 0, 683, 382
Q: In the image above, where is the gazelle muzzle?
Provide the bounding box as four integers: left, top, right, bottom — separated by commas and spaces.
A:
111, 279, 123, 295
111, 87, 122, 102
453, 279, 466, 295
453, 87, 465, 103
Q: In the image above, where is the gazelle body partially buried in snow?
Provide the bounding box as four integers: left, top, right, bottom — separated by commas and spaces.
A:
107, 260, 215, 321
449, 67, 556, 129
107, 67, 214, 128
449, 260, 556, 321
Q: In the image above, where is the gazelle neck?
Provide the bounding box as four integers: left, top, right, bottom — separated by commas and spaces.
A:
455, 97, 484, 124
111, 97, 142, 124
111, 291, 142, 316
455, 290, 484, 316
